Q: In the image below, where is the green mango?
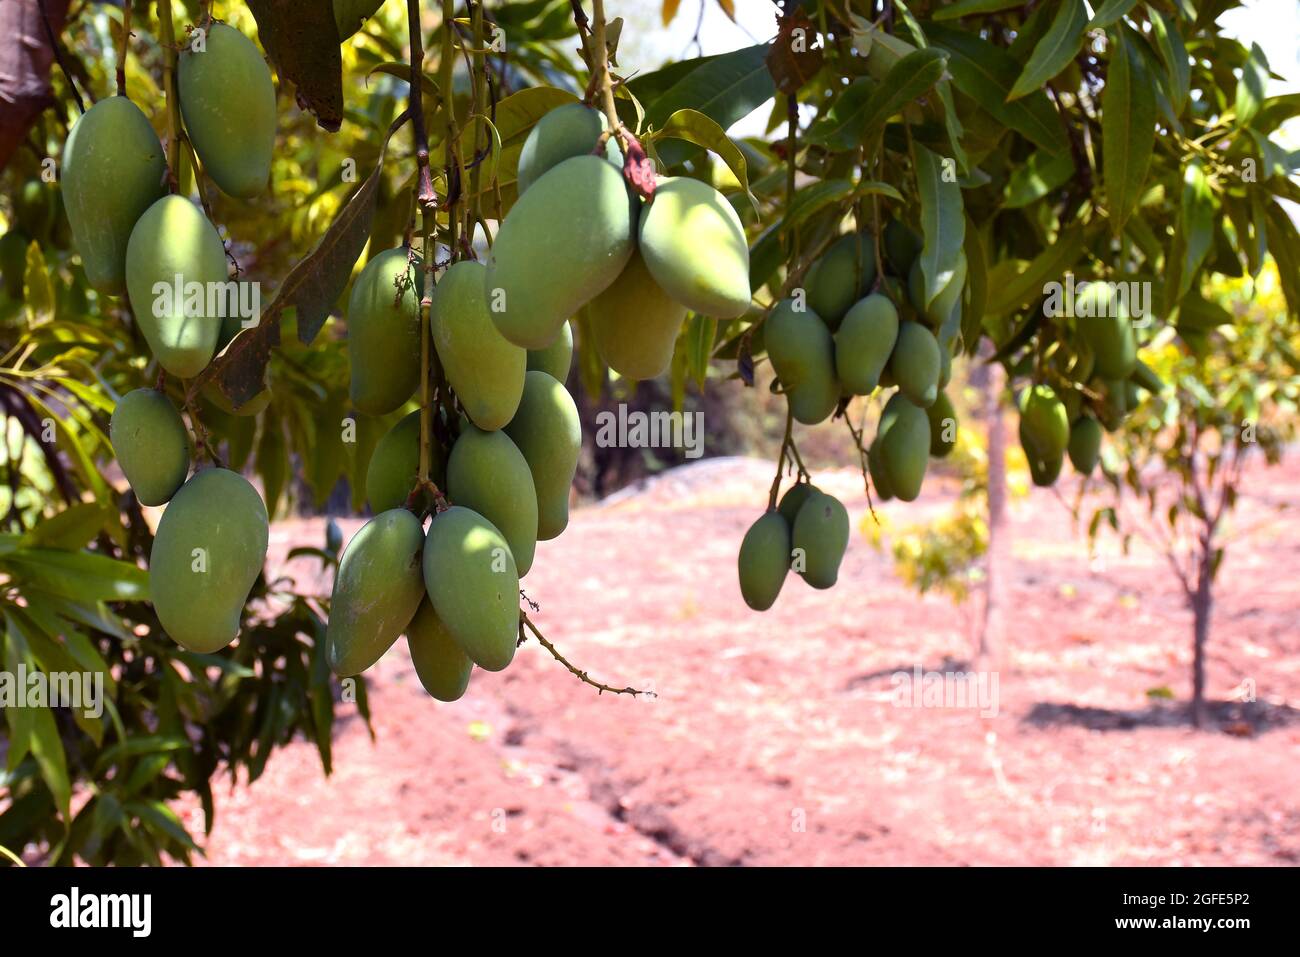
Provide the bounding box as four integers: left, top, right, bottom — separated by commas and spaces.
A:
888, 321, 941, 408
149, 468, 268, 653
777, 482, 819, 526
178, 23, 276, 199
1130, 357, 1165, 394
737, 511, 792, 610
937, 340, 953, 390
765, 298, 839, 425
878, 392, 930, 501
422, 506, 520, 672
366, 409, 446, 514
1018, 385, 1070, 486
906, 258, 925, 312
1075, 283, 1137, 379
527, 321, 573, 382
62, 96, 166, 295
446, 426, 538, 576
638, 176, 750, 318
883, 218, 923, 276
433, 259, 525, 430
835, 293, 898, 395
406, 598, 473, 702
1068, 415, 1103, 476
486, 155, 634, 349
588, 246, 687, 380
326, 508, 425, 676
804, 233, 875, 329
1, 231, 29, 299
792, 490, 849, 589
867, 438, 894, 501
517, 103, 604, 195
348, 246, 422, 415
110, 388, 191, 506
926, 390, 957, 458
503, 371, 581, 541
334, 0, 387, 39
125, 195, 228, 378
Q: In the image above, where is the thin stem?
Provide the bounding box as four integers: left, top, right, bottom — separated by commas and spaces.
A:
408, 0, 436, 488
117, 0, 132, 97
521, 613, 653, 697
38, 0, 86, 114
589, 0, 621, 139
157, 1, 181, 191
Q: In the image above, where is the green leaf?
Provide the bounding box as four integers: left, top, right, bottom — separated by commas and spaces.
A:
861, 48, 949, 141
933, 0, 1023, 20
2, 623, 34, 773
21, 502, 110, 551
961, 218, 988, 354
1148, 5, 1190, 118
1005, 151, 1075, 208
472, 86, 581, 212
1090, 0, 1139, 28
124, 800, 200, 854
783, 178, 855, 228
1101, 27, 1157, 233
985, 223, 1087, 316
1235, 42, 1269, 127
1176, 160, 1215, 299
22, 240, 54, 325
806, 77, 878, 151
925, 24, 1069, 155
653, 109, 758, 214
3, 548, 149, 602
1252, 93, 1300, 134
29, 703, 70, 821
914, 144, 965, 311
1008, 0, 1088, 101
644, 43, 775, 144
889, 1, 968, 172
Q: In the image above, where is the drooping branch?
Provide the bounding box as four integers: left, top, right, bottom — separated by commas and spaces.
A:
521, 613, 654, 698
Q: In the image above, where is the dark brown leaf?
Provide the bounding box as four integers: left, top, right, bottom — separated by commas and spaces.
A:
245, 0, 344, 132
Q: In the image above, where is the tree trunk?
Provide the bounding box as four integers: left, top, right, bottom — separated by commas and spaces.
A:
0, 0, 70, 172
976, 356, 1008, 668
1190, 535, 1214, 728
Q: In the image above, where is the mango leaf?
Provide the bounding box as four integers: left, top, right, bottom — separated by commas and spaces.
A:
924, 24, 1069, 155
1176, 160, 1215, 299
20, 502, 110, 551
985, 223, 1087, 316
1005, 151, 1074, 208
653, 109, 758, 214
644, 44, 775, 164
3, 548, 149, 602
914, 143, 965, 311
2, 624, 34, 772
1264, 201, 1300, 320
782, 178, 855, 229
860, 48, 949, 143
22, 240, 54, 325
890, 3, 969, 173
1148, 5, 1190, 118
806, 77, 879, 151
246, 0, 344, 131
1008, 0, 1088, 101
1101, 27, 1156, 233
933, 0, 1023, 20
366, 61, 438, 95
1252, 93, 1300, 134
1235, 42, 1269, 127
29, 702, 71, 821
1090, 0, 1139, 28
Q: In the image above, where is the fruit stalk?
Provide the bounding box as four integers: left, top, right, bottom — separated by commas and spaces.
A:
157, 0, 181, 190
116, 0, 131, 96
407, 0, 437, 491
589, 0, 620, 142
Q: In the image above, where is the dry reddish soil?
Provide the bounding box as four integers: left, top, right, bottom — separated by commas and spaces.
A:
187, 455, 1300, 866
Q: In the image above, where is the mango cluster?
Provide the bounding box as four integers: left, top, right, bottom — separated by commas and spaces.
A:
109, 390, 270, 653
484, 103, 752, 380
332, 355, 581, 702
738, 484, 850, 611
83, 22, 277, 653
62, 21, 275, 383
1017, 284, 1162, 486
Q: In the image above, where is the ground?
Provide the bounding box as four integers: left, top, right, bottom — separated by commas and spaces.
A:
187, 455, 1300, 866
